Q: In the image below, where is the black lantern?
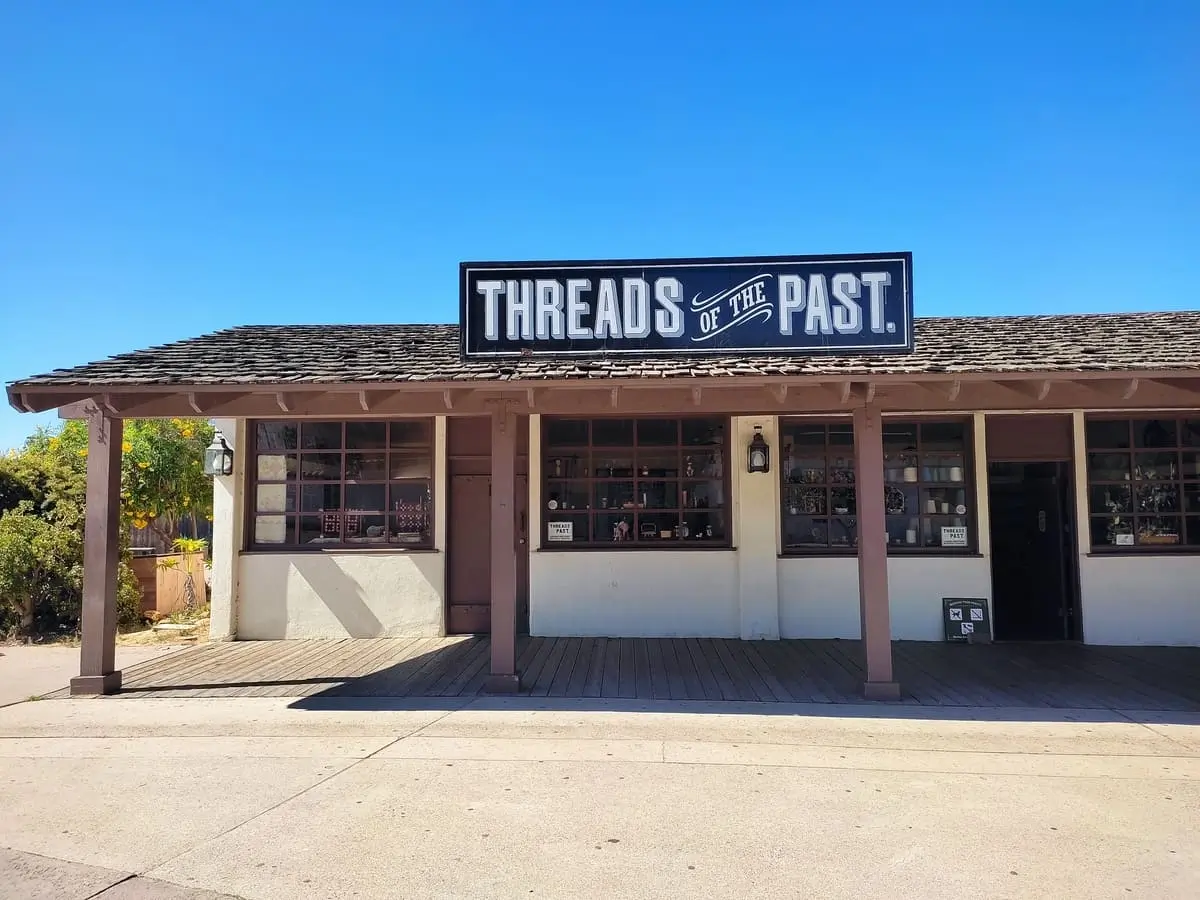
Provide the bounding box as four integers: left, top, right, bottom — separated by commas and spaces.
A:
747, 426, 770, 474
203, 432, 234, 477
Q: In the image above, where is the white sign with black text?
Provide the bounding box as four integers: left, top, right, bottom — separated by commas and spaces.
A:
547, 521, 574, 542
940, 526, 969, 548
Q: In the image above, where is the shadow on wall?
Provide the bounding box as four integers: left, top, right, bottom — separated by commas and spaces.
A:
242, 555, 384, 638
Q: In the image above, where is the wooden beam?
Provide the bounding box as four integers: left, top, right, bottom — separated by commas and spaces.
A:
443, 389, 455, 410
839, 381, 852, 404
948, 379, 962, 402
526, 387, 537, 410
691, 386, 702, 406
275, 392, 291, 413
99, 394, 120, 416
358, 390, 371, 412
187, 392, 204, 415
770, 384, 788, 405
610, 387, 619, 409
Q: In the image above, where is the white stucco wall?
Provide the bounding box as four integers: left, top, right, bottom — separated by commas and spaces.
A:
529, 551, 740, 637
1078, 556, 1200, 645
778, 556, 993, 641
209, 418, 244, 641
237, 551, 445, 639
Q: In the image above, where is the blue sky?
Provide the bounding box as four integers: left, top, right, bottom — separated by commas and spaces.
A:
2, 1, 1197, 450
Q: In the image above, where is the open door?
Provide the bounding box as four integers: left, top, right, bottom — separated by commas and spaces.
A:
987, 461, 1078, 640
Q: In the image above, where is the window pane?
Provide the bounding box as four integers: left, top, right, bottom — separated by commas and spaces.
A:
683, 479, 724, 510
1136, 516, 1181, 546
1182, 451, 1199, 479
1134, 452, 1178, 480
829, 424, 854, 449
924, 516, 970, 549
1137, 482, 1179, 515
684, 510, 726, 542
254, 515, 289, 544
1185, 484, 1200, 514
886, 516, 920, 547
545, 481, 589, 511
544, 419, 589, 447
921, 453, 966, 483
256, 484, 294, 514
786, 457, 826, 485
593, 419, 634, 446
346, 514, 388, 544
1184, 421, 1200, 447
595, 481, 635, 511
829, 515, 857, 549
256, 422, 297, 450
390, 452, 432, 480
346, 422, 387, 450
1088, 453, 1131, 482
346, 453, 387, 480
637, 513, 677, 541
1133, 419, 1178, 448
920, 421, 965, 451
784, 423, 827, 450
1090, 484, 1132, 516
300, 453, 342, 480
682, 418, 724, 446
783, 516, 829, 548
545, 513, 589, 544
1186, 518, 1200, 546
684, 449, 723, 479
1092, 516, 1132, 547
302, 422, 342, 450
637, 481, 679, 509
301, 484, 340, 513
829, 453, 855, 485
885, 485, 916, 516
545, 453, 587, 479
300, 515, 327, 545
883, 423, 919, 451
593, 454, 634, 478
391, 483, 431, 543
595, 512, 635, 543
256, 454, 296, 481
346, 483, 386, 511
390, 420, 432, 448
784, 486, 827, 515
922, 487, 968, 516
637, 452, 679, 477
637, 419, 678, 446
1086, 419, 1130, 449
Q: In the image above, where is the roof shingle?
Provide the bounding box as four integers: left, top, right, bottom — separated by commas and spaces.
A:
9, 311, 1200, 389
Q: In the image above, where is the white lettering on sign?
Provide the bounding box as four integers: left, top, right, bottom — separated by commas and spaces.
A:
860, 271, 891, 334
941, 526, 969, 548
547, 521, 573, 542
778, 270, 890, 337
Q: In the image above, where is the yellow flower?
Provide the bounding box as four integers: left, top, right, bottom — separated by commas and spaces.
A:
137, 461, 149, 469
77, 448, 88, 458
132, 518, 147, 529
121, 441, 132, 453
183, 496, 191, 505
182, 428, 194, 439
49, 437, 60, 448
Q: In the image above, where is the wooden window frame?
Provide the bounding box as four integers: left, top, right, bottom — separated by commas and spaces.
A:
779, 416, 978, 556
1084, 415, 1200, 554
541, 415, 732, 550
247, 419, 435, 551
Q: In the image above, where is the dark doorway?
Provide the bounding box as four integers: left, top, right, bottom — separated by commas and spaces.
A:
988, 461, 1078, 641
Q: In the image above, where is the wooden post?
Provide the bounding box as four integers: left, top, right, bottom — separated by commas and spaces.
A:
70, 409, 124, 695
485, 401, 520, 692
853, 404, 900, 700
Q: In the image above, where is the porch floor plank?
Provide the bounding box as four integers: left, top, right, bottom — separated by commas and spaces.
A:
66, 637, 1200, 711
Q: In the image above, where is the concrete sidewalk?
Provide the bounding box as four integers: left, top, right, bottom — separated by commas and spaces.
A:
0, 697, 1197, 899
0, 645, 182, 708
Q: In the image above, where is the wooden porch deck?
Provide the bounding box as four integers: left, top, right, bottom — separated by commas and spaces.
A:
61, 637, 1200, 711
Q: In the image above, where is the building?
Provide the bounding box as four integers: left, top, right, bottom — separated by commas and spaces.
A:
7, 254, 1200, 698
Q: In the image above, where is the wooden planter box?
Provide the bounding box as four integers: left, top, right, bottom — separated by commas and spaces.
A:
131, 552, 206, 617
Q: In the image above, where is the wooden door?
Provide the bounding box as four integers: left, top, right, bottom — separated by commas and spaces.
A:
448, 474, 492, 634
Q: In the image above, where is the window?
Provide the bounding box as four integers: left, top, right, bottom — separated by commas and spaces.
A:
1085, 417, 1200, 551
250, 420, 433, 549
780, 418, 975, 553
542, 417, 729, 547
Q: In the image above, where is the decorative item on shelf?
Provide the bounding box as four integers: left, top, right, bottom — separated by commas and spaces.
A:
747, 426, 770, 474
925, 498, 937, 514
547, 499, 558, 510
612, 520, 630, 542
553, 458, 563, 478
660, 527, 673, 539
705, 524, 713, 538
903, 466, 918, 483
640, 521, 657, 540
680, 522, 690, 538
955, 504, 967, 515
885, 486, 906, 515
949, 466, 964, 482
641, 464, 649, 476
685, 456, 695, 477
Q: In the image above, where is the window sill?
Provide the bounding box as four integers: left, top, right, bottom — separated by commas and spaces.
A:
536, 545, 736, 552
778, 551, 984, 559
1086, 549, 1199, 558
243, 546, 440, 555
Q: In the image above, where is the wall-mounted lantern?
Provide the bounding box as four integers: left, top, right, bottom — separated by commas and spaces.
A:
747, 426, 770, 474
203, 431, 234, 477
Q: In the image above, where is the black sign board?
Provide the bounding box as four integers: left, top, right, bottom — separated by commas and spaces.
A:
943, 598, 992, 643
460, 253, 913, 359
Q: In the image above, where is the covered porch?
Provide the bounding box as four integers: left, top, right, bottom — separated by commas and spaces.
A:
48, 636, 1200, 712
